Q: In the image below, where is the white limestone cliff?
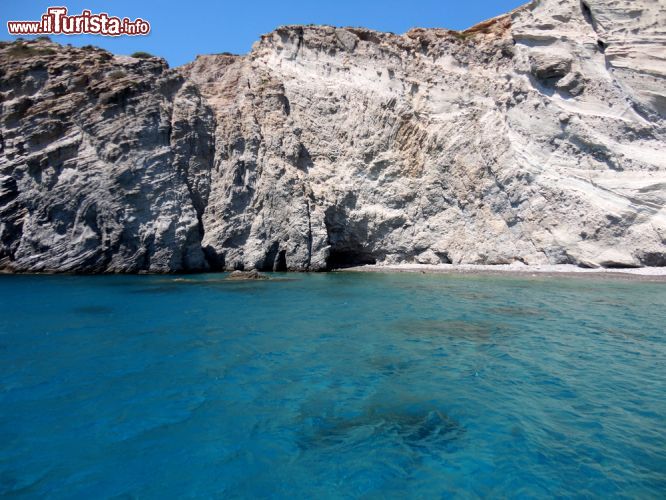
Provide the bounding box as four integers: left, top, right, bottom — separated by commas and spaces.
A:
1, 0, 664, 272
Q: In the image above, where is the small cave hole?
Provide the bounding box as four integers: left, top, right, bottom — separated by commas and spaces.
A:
202, 246, 225, 271
326, 249, 376, 270
274, 250, 287, 272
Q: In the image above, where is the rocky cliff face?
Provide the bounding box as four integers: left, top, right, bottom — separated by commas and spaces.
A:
1, 0, 665, 272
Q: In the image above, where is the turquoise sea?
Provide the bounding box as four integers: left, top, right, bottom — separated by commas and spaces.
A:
0, 272, 665, 498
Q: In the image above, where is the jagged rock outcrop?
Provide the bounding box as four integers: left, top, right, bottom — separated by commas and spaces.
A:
1, 0, 665, 272
0, 44, 214, 272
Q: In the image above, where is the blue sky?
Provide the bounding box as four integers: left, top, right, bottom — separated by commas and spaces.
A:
2, 0, 527, 67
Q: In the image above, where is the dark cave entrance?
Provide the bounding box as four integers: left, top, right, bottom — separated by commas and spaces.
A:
202, 245, 225, 271
326, 249, 377, 270
324, 204, 378, 270
275, 250, 288, 272
261, 242, 288, 272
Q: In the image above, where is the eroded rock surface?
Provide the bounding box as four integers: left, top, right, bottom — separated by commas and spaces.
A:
226, 269, 268, 280
0, 44, 214, 272
1, 0, 664, 272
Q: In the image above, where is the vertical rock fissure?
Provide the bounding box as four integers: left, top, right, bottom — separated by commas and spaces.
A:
580, 1, 596, 30
169, 80, 218, 271
305, 196, 313, 269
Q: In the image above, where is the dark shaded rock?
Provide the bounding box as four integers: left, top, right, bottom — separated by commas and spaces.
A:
530, 52, 573, 82
556, 71, 585, 96
635, 251, 666, 267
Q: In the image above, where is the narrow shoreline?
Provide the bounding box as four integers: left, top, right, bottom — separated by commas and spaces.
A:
338, 264, 666, 282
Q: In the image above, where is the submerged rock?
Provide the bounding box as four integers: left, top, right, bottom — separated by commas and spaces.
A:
0, 0, 664, 273
300, 407, 464, 452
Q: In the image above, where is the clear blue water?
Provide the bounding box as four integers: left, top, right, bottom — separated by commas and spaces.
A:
0, 272, 665, 498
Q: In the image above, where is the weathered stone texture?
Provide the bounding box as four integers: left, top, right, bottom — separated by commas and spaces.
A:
1, 0, 664, 272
